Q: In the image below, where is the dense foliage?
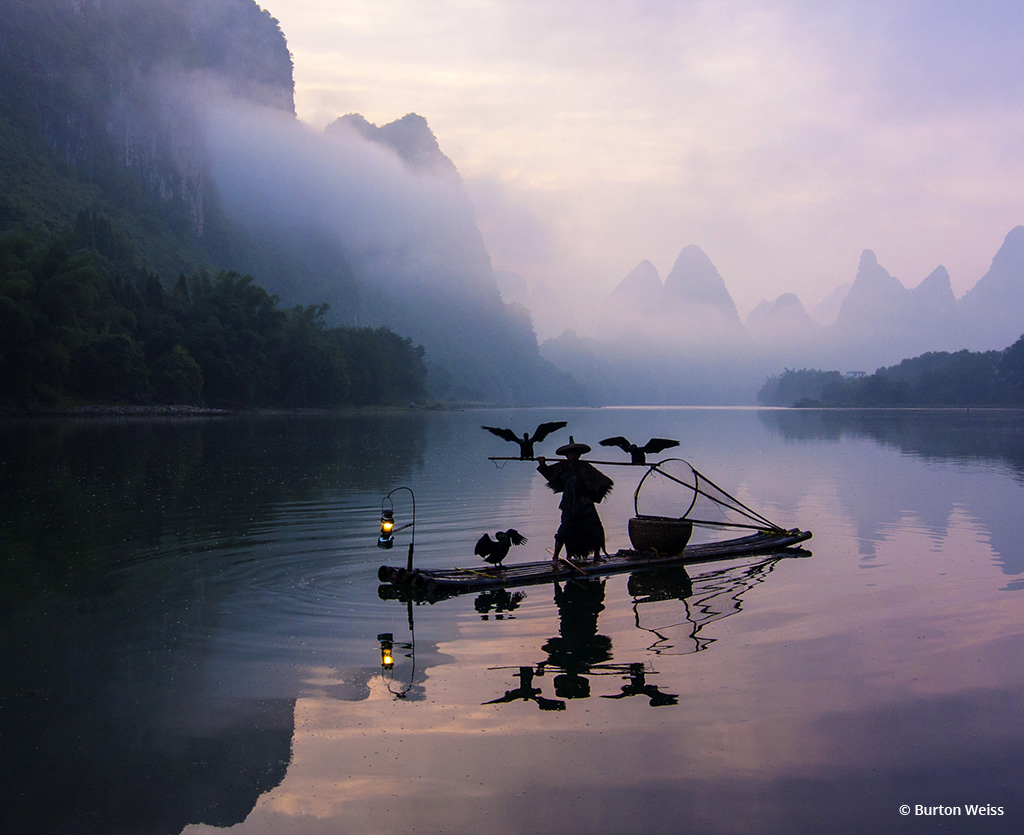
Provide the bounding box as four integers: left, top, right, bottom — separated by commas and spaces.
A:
759, 343, 1024, 407
0, 219, 427, 409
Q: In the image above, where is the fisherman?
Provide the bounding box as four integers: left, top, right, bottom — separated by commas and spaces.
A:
536, 436, 614, 562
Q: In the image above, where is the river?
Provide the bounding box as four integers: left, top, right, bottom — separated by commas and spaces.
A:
1, 407, 1021, 834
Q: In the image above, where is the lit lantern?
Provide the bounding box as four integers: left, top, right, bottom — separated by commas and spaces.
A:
376, 486, 416, 572
378, 633, 395, 668
378, 509, 395, 549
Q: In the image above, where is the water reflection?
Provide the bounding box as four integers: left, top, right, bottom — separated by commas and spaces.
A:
485, 666, 568, 711
631, 555, 801, 654
757, 408, 1024, 586
468, 554, 803, 711
376, 602, 425, 701
541, 578, 612, 701
5, 409, 1022, 834
602, 663, 679, 706
382, 579, 627, 711
1, 414, 428, 835
758, 407, 1024, 471
474, 588, 526, 618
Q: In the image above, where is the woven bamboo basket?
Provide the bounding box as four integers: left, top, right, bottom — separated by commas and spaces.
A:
628, 515, 693, 555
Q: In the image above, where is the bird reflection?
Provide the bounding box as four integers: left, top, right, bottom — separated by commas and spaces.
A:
484, 666, 566, 711
599, 436, 680, 464
474, 589, 526, 619
602, 662, 678, 706
482, 421, 567, 459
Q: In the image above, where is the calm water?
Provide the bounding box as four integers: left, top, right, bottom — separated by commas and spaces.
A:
2, 408, 1022, 834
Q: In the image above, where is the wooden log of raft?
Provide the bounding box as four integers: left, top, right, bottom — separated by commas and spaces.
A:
378, 528, 812, 595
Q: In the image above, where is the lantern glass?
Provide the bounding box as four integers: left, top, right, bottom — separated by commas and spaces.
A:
378, 509, 395, 548
378, 633, 395, 668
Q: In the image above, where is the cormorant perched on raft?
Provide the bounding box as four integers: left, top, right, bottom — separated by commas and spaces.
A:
482, 421, 567, 459
599, 436, 680, 465
475, 529, 528, 567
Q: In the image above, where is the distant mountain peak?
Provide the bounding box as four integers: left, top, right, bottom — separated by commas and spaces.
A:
663, 244, 739, 321
959, 224, 1024, 349
989, 224, 1024, 272
914, 265, 952, 297
858, 249, 879, 271
610, 260, 662, 308
853, 249, 902, 289
746, 292, 818, 338
327, 112, 460, 180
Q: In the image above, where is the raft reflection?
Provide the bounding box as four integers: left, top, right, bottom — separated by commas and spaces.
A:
475, 553, 804, 710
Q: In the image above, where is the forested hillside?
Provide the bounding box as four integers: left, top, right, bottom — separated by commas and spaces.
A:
0, 218, 427, 409
758, 339, 1024, 407
0, 0, 582, 407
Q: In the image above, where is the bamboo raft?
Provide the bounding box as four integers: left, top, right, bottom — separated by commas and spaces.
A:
378, 527, 812, 596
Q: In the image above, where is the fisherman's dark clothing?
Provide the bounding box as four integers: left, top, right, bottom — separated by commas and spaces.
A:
537, 459, 613, 558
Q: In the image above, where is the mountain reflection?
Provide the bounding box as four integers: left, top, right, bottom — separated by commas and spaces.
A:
0, 414, 429, 835
2, 606, 295, 835
758, 407, 1024, 470
757, 408, 1024, 584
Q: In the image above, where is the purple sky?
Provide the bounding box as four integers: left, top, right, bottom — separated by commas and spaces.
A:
264, 0, 1024, 318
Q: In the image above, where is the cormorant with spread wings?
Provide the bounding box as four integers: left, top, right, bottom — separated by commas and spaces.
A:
482, 421, 567, 459
599, 436, 680, 465
475, 529, 528, 567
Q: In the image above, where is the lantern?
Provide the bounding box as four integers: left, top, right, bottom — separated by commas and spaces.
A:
378, 508, 395, 549
378, 633, 395, 668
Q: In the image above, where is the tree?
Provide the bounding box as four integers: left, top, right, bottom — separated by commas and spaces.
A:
151, 345, 204, 405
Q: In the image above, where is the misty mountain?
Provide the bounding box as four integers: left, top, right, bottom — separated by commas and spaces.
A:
959, 225, 1024, 350
746, 293, 822, 360
0, 0, 579, 406
822, 250, 959, 369
595, 246, 745, 345
811, 282, 851, 326
550, 246, 760, 404
329, 113, 461, 182
543, 228, 1024, 404
663, 244, 742, 327
609, 260, 664, 312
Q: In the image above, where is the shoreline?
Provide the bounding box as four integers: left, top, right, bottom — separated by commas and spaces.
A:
0, 402, 483, 420
0, 404, 239, 419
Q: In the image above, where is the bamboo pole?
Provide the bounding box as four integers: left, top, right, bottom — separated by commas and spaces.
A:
488, 456, 653, 466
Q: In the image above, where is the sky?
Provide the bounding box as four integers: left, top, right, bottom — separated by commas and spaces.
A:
262, 0, 1024, 318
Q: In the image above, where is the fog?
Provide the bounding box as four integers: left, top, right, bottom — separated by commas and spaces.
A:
192, 74, 1024, 403
196, 86, 495, 301
271, 0, 1024, 326
165, 0, 1024, 404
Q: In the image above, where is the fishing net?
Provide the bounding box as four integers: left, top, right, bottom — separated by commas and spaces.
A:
632, 458, 783, 546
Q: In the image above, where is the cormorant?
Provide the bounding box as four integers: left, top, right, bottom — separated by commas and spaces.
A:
475, 529, 528, 567
599, 436, 680, 465
482, 421, 567, 458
